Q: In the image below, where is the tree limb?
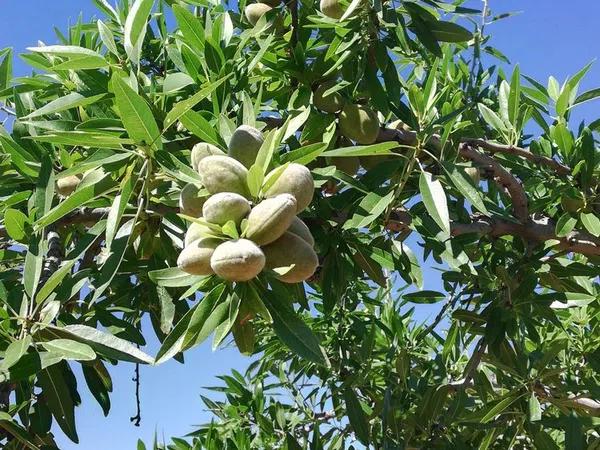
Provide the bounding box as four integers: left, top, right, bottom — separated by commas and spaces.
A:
463, 138, 571, 175
459, 142, 529, 222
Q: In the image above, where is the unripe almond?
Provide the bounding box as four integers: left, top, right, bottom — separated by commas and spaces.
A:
228, 125, 264, 169
339, 104, 380, 144
245, 194, 297, 246
56, 174, 82, 196
179, 183, 206, 217
202, 192, 251, 226
264, 163, 314, 212
210, 239, 265, 282
197, 155, 250, 198
177, 238, 221, 275
245, 3, 272, 26
313, 81, 345, 113
263, 232, 319, 283
320, 0, 344, 19
287, 216, 315, 247
191, 143, 225, 172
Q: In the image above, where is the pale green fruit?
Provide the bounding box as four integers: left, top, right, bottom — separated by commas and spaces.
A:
197, 155, 250, 198
202, 192, 251, 226
326, 156, 360, 175
185, 222, 215, 246
264, 163, 314, 212
320, 0, 344, 19
263, 232, 319, 283
177, 238, 221, 275
179, 183, 206, 217
210, 239, 266, 282
339, 104, 380, 144
245, 194, 297, 246
191, 143, 225, 172
464, 167, 480, 185
228, 125, 264, 169
313, 81, 345, 113
245, 3, 272, 26
287, 216, 315, 247
56, 174, 82, 196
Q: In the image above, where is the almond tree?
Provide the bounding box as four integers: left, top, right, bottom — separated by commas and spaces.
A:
0, 0, 598, 448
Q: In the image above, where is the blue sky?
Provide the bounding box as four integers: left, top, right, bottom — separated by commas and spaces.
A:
1, 1, 599, 449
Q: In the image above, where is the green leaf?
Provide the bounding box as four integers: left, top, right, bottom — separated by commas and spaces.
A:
555, 213, 577, 237
38, 362, 79, 443
163, 72, 195, 94
419, 171, 450, 234
478, 103, 508, 133
0, 48, 12, 91
44, 325, 154, 364
574, 87, 600, 106
0, 417, 41, 450
508, 65, 521, 125
163, 75, 230, 132
106, 166, 138, 249
404, 290, 445, 304
148, 267, 206, 287
30, 131, 134, 149
24, 92, 107, 119
112, 74, 162, 150
343, 388, 370, 444
24, 235, 43, 299
173, 4, 205, 52
35, 174, 115, 228
27, 45, 106, 69
155, 284, 226, 364
97, 20, 119, 56
429, 20, 473, 42
580, 212, 600, 237
179, 111, 221, 146
4, 208, 29, 241
443, 164, 488, 214
124, 0, 155, 64
280, 142, 327, 165
480, 394, 523, 423
262, 292, 329, 367
41, 339, 96, 361
1, 336, 32, 370
321, 142, 398, 158
528, 393, 541, 422
82, 363, 111, 416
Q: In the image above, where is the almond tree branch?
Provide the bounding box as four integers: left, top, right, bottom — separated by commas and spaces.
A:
459, 142, 529, 222
463, 138, 572, 175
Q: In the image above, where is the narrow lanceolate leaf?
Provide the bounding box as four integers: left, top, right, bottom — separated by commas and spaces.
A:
148, 267, 206, 287
41, 339, 96, 361
124, 0, 155, 64
1, 336, 32, 370
262, 292, 330, 367
163, 75, 230, 131
97, 20, 119, 56
508, 65, 521, 125
0, 416, 41, 450
24, 234, 43, 299
105, 166, 138, 249
404, 290, 446, 304
528, 392, 542, 422
38, 363, 79, 443
429, 20, 473, 42
343, 388, 370, 444
44, 325, 154, 364
172, 4, 205, 52
112, 74, 162, 150
477, 103, 508, 133
321, 142, 398, 158
35, 174, 115, 228
419, 171, 450, 234
580, 212, 600, 237
24, 93, 107, 119
27, 44, 105, 62
443, 164, 488, 214
0, 48, 12, 90
90, 218, 136, 304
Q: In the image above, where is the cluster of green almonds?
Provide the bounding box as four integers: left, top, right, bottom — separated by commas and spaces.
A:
177, 125, 319, 284
244, 0, 280, 26
312, 80, 380, 148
